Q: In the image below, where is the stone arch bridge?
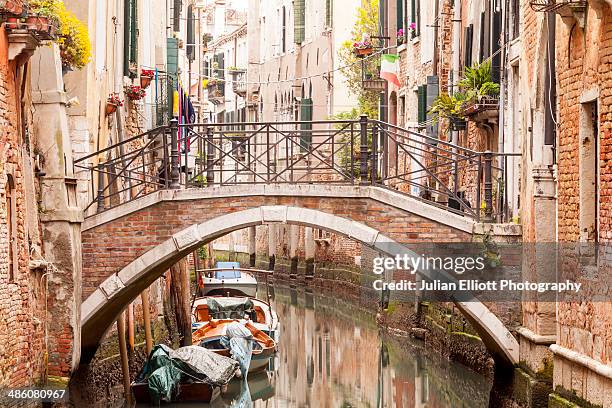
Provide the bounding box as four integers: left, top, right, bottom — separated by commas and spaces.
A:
80, 184, 521, 365
74, 118, 521, 369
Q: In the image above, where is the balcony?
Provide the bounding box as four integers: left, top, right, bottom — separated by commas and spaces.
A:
529, 0, 586, 12
462, 97, 499, 124
230, 70, 247, 97
529, 0, 587, 26
206, 80, 225, 105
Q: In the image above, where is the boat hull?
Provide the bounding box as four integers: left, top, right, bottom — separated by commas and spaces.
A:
131, 381, 219, 403
202, 282, 257, 298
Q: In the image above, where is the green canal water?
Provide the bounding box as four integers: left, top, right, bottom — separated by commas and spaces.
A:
142, 284, 492, 407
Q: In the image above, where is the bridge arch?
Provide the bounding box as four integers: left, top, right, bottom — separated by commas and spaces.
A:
81, 205, 519, 365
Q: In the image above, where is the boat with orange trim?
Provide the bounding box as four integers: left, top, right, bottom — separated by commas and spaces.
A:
192, 319, 276, 373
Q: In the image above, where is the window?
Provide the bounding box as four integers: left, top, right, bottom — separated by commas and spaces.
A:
6, 174, 16, 282
417, 84, 427, 124
579, 101, 599, 242
294, 0, 305, 44
464, 25, 473, 68
124, 0, 138, 77
282, 6, 287, 53
186, 5, 195, 61
511, 0, 520, 39
173, 0, 181, 32
325, 0, 333, 28
300, 98, 313, 150
397, 0, 404, 32
410, 0, 420, 38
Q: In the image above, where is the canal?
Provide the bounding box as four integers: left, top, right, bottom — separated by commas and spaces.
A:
147, 284, 493, 407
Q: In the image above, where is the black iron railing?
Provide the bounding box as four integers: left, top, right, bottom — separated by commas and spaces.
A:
74, 117, 519, 222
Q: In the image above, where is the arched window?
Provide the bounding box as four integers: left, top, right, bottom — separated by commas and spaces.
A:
6, 174, 16, 282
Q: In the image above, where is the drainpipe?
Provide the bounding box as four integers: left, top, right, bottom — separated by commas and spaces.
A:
432, 0, 440, 75
451, 0, 461, 146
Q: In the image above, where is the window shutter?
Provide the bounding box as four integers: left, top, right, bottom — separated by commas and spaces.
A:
300, 98, 313, 150
325, 0, 333, 28
464, 25, 473, 68
173, 0, 181, 32
411, 0, 415, 30
426, 75, 439, 141
294, 0, 305, 44
491, 10, 502, 83
187, 5, 195, 61
479, 12, 486, 62
417, 85, 427, 124
396, 0, 404, 30
124, 0, 138, 77
167, 37, 179, 75
282, 7, 286, 52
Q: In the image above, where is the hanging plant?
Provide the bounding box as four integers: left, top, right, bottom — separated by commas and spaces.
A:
140, 68, 155, 89
124, 85, 146, 101
106, 93, 124, 115
28, 0, 91, 69
352, 39, 373, 57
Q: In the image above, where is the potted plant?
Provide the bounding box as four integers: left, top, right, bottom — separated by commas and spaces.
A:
106, 93, 123, 115
457, 60, 500, 116
408, 22, 417, 38
352, 39, 373, 57
140, 68, 154, 89
124, 85, 146, 101
4, 16, 20, 29
25, 14, 49, 31
2, 0, 24, 15
397, 28, 405, 45
428, 92, 467, 131
28, 0, 91, 69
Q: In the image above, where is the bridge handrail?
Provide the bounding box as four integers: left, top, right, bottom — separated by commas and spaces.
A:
77, 116, 521, 222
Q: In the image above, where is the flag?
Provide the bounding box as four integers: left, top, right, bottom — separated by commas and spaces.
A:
380, 54, 400, 87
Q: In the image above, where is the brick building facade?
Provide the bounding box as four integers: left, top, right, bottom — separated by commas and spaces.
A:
0, 25, 46, 387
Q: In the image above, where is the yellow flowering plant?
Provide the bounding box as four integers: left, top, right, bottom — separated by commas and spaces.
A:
28, 0, 91, 70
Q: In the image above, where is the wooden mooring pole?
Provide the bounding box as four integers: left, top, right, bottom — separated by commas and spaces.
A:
117, 313, 132, 406
141, 289, 153, 355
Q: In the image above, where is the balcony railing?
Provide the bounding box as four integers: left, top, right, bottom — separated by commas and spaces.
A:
529, 0, 586, 12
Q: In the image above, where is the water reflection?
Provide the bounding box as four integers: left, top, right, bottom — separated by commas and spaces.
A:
138, 285, 491, 407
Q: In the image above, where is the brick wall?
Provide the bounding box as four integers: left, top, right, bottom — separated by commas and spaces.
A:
555, 5, 612, 363
81, 195, 473, 300
0, 28, 46, 387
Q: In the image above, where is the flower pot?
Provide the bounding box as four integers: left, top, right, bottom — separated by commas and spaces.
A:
4, 0, 23, 15
4, 16, 20, 29
140, 75, 152, 89
354, 47, 373, 57
105, 102, 118, 116
26, 15, 49, 31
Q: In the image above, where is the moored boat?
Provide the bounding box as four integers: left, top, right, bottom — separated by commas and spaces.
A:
131, 344, 238, 404
192, 296, 280, 341
199, 262, 258, 297
192, 320, 276, 373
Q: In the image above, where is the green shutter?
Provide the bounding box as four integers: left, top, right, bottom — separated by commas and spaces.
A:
417, 85, 427, 124
123, 0, 138, 77
167, 37, 179, 75
410, 0, 416, 37
300, 98, 313, 150
397, 0, 403, 30
294, 0, 305, 44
